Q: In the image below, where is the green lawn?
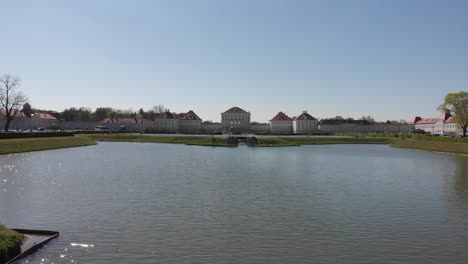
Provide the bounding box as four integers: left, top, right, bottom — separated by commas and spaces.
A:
0, 133, 466, 155
88, 134, 232, 147
335, 132, 403, 138
392, 139, 468, 155
255, 136, 392, 147
0, 136, 96, 155
0, 225, 22, 263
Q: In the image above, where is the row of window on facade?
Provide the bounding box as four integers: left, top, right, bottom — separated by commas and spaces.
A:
1, 107, 463, 135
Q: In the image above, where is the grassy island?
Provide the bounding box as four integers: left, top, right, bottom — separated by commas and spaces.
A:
0, 133, 466, 155
0, 225, 22, 264
87, 134, 233, 147
255, 136, 392, 147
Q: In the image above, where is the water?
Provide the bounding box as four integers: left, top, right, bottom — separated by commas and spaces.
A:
1, 143, 467, 263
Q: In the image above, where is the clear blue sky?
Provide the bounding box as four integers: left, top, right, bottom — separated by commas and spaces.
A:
1, 0, 467, 122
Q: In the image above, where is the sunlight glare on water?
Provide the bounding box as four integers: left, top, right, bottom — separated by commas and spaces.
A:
1, 143, 468, 264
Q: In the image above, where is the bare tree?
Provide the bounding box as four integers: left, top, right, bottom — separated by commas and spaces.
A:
152, 105, 166, 113
0, 74, 28, 131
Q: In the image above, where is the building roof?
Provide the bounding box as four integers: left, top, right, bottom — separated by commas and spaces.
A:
223, 107, 248, 114
319, 119, 371, 125
156, 111, 176, 119
0, 109, 27, 117
410, 116, 422, 124
102, 118, 153, 124
371, 123, 413, 126
293, 111, 316, 121
180, 110, 201, 121
0, 110, 57, 119
445, 116, 458, 123
270, 112, 292, 121
415, 117, 440, 124
413, 112, 453, 124
34, 112, 57, 120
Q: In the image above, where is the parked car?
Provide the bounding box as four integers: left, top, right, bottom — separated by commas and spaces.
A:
94, 126, 109, 132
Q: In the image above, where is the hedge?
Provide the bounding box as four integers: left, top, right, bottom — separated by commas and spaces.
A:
0, 132, 75, 139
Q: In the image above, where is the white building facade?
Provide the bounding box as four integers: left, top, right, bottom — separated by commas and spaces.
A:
101, 117, 155, 132
270, 112, 293, 134
221, 107, 251, 134
251, 123, 271, 134
201, 122, 222, 134
154, 112, 180, 133
412, 113, 462, 135
179, 111, 202, 133
292, 111, 318, 134
0, 110, 58, 131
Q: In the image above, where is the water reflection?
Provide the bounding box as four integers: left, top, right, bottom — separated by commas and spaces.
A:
0, 143, 467, 264
454, 155, 468, 192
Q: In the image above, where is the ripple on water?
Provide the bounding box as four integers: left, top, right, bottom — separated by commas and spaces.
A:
2, 143, 468, 264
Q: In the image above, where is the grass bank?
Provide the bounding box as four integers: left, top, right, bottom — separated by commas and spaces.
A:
335, 132, 403, 138
255, 136, 392, 147
0, 133, 466, 155
410, 135, 468, 143
0, 136, 96, 155
0, 225, 22, 264
392, 139, 468, 155
88, 134, 232, 147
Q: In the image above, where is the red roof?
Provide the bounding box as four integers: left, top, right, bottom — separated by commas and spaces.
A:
445, 116, 458, 123
416, 117, 440, 124
223, 107, 248, 114
294, 111, 316, 120
34, 112, 56, 120
156, 112, 176, 119
181, 110, 201, 121
0, 110, 56, 119
414, 112, 454, 124
0, 109, 27, 117
270, 112, 292, 121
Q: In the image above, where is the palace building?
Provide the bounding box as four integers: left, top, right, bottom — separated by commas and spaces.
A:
221, 107, 251, 134
411, 112, 461, 136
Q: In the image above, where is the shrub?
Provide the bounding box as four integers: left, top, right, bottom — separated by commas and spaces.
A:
412, 129, 429, 135
0, 132, 74, 139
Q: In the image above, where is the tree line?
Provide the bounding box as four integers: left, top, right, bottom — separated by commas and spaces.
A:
61, 105, 166, 122
1, 73, 468, 135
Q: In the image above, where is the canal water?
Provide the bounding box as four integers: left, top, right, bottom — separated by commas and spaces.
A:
1, 143, 467, 263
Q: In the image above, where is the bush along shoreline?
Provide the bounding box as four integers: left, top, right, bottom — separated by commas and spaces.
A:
0, 225, 22, 264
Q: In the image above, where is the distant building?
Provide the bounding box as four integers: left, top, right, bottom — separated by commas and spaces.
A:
221, 107, 251, 134
367, 123, 413, 133
292, 111, 318, 134
270, 112, 293, 134
412, 112, 461, 135
319, 118, 413, 133
101, 117, 154, 131
154, 111, 180, 133
201, 122, 222, 134
179, 110, 202, 133
319, 119, 371, 133
153, 110, 203, 133
251, 123, 271, 134
0, 110, 57, 131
